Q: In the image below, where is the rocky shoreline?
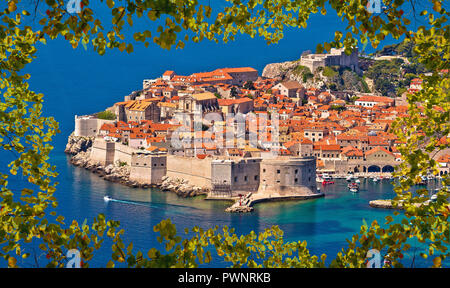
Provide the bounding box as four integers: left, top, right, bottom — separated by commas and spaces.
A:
159, 176, 208, 198
65, 134, 94, 155
65, 135, 322, 212
66, 134, 208, 197
369, 199, 401, 209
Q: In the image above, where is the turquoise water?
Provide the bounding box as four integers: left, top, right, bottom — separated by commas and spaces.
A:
40, 153, 445, 267
3, 1, 446, 267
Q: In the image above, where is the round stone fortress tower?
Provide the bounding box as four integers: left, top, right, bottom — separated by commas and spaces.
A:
257, 156, 319, 198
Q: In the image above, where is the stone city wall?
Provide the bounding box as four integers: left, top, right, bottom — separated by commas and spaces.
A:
166, 155, 212, 188
74, 115, 114, 137
211, 158, 261, 197
257, 157, 317, 197
129, 154, 167, 185
90, 139, 133, 166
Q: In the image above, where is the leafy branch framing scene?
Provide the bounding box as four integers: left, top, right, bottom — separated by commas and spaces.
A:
0, 0, 448, 268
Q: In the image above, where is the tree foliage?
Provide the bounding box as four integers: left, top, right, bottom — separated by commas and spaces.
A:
0, 0, 448, 268
96, 110, 116, 120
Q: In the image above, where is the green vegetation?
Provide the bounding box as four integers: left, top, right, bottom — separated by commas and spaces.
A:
323, 66, 338, 78
293, 65, 311, 75
329, 105, 346, 111
230, 87, 239, 97
364, 41, 431, 97
323, 66, 366, 92
96, 110, 116, 120
347, 95, 359, 104
327, 83, 337, 91
365, 59, 407, 97
292, 65, 314, 82
0, 0, 448, 268
374, 40, 415, 58
302, 72, 314, 82
360, 76, 371, 93
396, 87, 407, 97
243, 81, 255, 90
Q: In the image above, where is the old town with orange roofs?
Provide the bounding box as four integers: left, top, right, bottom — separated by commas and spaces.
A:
65, 48, 449, 212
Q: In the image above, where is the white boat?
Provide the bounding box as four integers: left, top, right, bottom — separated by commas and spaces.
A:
355, 179, 361, 184
348, 182, 359, 192
372, 177, 379, 182
430, 194, 438, 202
346, 175, 352, 182
322, 173, 331, 180
103, 196, 112, 202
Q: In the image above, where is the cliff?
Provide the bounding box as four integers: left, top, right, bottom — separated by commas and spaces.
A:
262, 60, 302, 81
262, 59, 368, 92
65, 134, 94, 155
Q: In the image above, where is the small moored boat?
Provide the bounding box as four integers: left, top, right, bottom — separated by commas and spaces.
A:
348, 182, 359, 192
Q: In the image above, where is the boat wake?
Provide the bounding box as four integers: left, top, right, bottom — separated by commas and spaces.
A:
103, 196, 150, 208
103, 195, 200, 211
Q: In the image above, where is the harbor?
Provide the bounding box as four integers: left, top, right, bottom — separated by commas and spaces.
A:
56, 153, 446, 267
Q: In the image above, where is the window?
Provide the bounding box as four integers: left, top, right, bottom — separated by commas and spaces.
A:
254, 175, 258, 180
277, 169, 280, 174
295, 169, 298, 174
234, 176, 238, 182
295, 178, 298, 183
244, 176, 248, 182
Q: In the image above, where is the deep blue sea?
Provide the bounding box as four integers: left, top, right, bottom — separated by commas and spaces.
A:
2, 1, 446, 267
